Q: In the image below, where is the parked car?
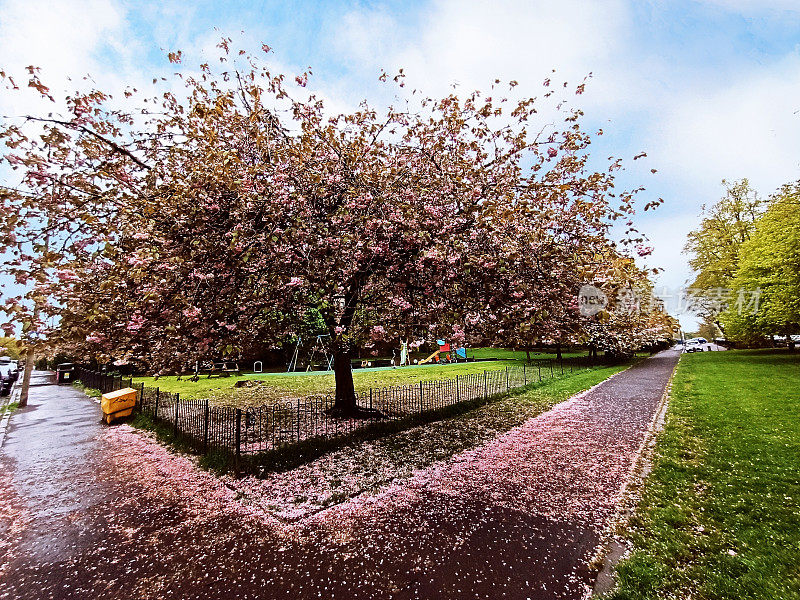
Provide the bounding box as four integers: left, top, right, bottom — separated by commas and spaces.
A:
684, 338, 708, 353
0, 357, 19, 382
0, 362, 13, 395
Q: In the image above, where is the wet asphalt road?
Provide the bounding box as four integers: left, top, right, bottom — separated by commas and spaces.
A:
0, 352, 679, 600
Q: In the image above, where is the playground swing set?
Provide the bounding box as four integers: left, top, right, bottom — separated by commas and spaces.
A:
287, 334, 334, 372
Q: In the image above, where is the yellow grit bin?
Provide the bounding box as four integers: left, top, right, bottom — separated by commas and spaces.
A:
101, 387, 137, 424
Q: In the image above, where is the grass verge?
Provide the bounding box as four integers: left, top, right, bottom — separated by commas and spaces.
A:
0, 401, 19, 415
608, 349, 800, 600
72, 381, 102, 398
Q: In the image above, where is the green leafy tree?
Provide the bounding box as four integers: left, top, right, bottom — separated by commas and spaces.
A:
684, 179, 766, 332
0, 336, 21, 359
721, 185, 800, 343
696, 319, 719, 341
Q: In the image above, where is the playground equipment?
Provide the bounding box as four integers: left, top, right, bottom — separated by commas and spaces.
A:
420, 340, 449, 364
416, 339, 470, 365
187, 360, 241, 381
287, 335, 334, 372
253, 361, 263, 373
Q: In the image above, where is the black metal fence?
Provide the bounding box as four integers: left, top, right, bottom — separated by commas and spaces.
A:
75, 357, 593, 460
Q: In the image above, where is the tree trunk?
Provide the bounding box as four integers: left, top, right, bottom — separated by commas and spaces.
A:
332, 342, 357, 414
715, 320, 726, 336
18, 348, 35, 408
555, 343, 562, 360
525, 348, 531, 363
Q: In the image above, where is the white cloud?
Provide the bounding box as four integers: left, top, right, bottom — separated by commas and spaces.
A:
335, 0, 632, 103
0, 0, 137, 86
0, 0, 144, 119
0, 0, 126, 74
653, 52, 800, 200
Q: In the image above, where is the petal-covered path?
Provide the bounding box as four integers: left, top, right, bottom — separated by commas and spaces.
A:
0, 350, 678, 600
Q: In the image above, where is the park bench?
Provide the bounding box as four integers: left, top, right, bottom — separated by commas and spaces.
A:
181, 361, 241, 381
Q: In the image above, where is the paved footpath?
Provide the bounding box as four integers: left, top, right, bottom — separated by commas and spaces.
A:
0, 351, 679, 600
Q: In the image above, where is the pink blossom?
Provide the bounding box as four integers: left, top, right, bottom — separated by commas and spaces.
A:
56, 269, 78, 282
126, 315, 145, 332
183, 307, 202, 320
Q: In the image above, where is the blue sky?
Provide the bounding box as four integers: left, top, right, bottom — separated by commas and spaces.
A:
2, 0, 800, 330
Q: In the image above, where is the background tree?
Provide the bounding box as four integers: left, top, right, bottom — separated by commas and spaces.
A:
696, 318, 719, 341
683, 179, 766, 333
721, 184, 800, 345
578, 250, 677, 358
0, 337, 21, 359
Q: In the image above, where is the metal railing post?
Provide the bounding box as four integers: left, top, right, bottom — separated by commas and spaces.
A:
235, 408, 242, 473
203, 399, 210, 452
173, 393, 180, 438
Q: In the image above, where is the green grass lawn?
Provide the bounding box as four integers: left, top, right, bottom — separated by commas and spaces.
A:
134, 358, 569, 403
467, 347, 585, 361
609, 349, 800, 600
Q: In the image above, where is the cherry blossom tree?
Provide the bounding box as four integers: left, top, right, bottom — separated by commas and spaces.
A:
1, 43, 662, 414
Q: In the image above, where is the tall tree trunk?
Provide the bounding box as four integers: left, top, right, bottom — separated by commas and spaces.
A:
526, 348, 531, 363
555, 343, 562, 360
714, 320, 726, 336
18, 348, 34, 408
332, 340, 357, 414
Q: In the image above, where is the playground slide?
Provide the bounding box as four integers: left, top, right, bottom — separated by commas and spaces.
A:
419, 350, 440, 365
